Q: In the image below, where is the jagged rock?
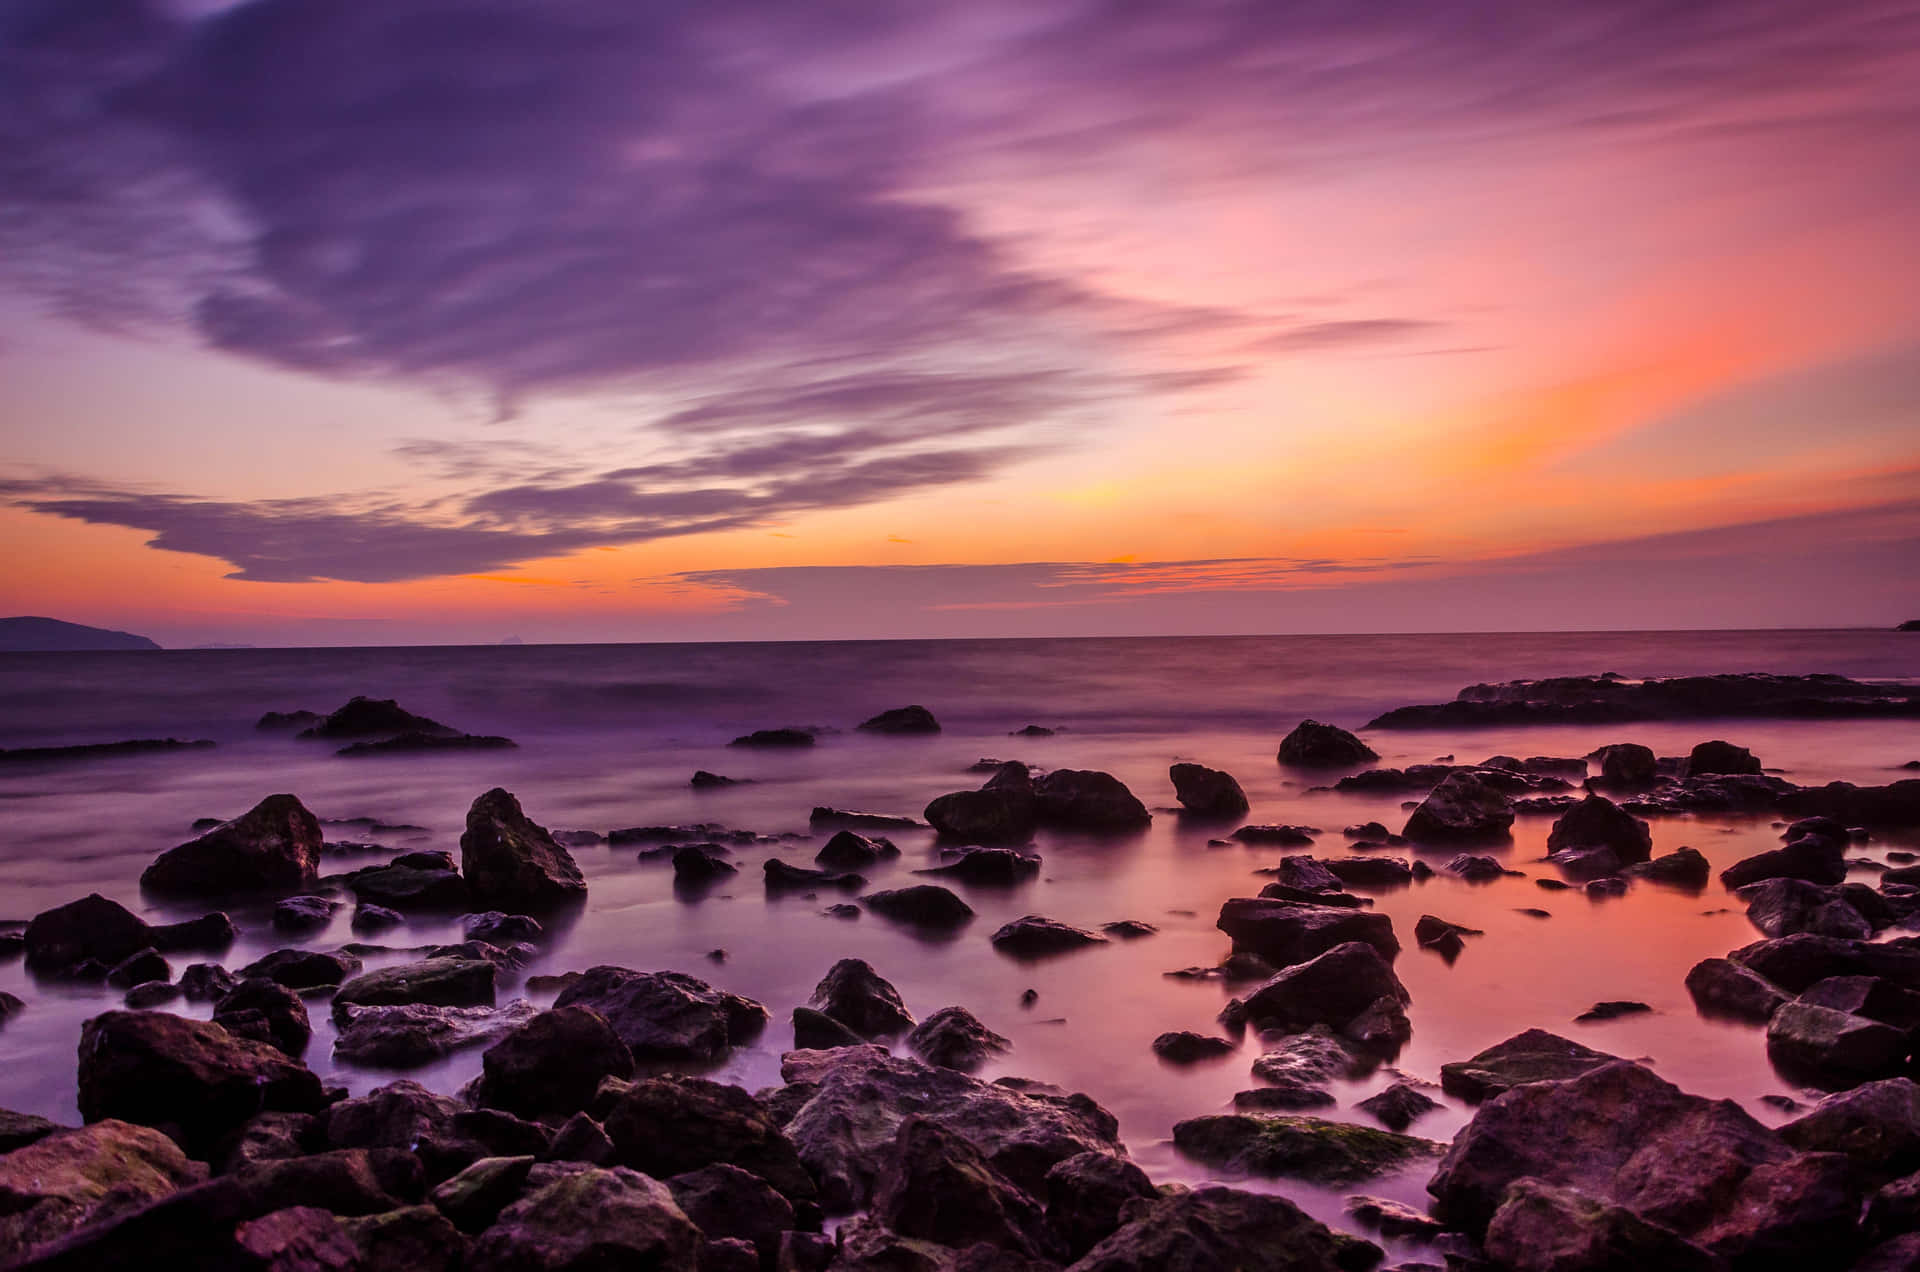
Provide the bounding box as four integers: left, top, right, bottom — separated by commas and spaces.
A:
1277, 720, 1378, 768
918, 847, 1042, 885
1266, 856, 1341, 892
553, 967, 766, 1063
601, 1076, 815, 1202
326, 1082, 545, 1184
1232, 942, 1411, 1053
430, 1155, 536, 1233
240, 948, 363, 989
811, 959, 915, 1037
1403, 772, 1514, 842
777, 1046, 1122, 1210
1248, 1026, 1366, 1088
1172, 1113, 1441, 1183
859, 705, 941, 734
815, 831, 899, 870
1484, 1177, 1726, 1272
1731, 933, 1920, 992
1345, 1194, 1447, 1241
218, 1111, 317, 1174
1216, 898, 1399, 967
545, 1113, 615, 1166
793, 1006, 865, 1050
1626, 846, 1711, 887
213, 978, 311, 1055
1355, 1082, 1443, 1131
1545, 794, 1652, 878
909, 1007, 1011, 1071
1446, 853, 1511, 881
863, 885, 975, 927
140, 796, 323, 899
990, 916, 1107, 958
459, 788, 587, 912
1170, 763, 1250, 817
1741, 878, 1872, 939
1439, 1029, 1620, 1102
1042, 1151, 1155, 1260
1152, 1032, 1236, 1063
332, 958, 496, 1019
471, 1006, 635, 1118
333, 1000, 540, 1068
1780, 1079, 1920, 1179
76, 1012, 327, 1157
667, 1163, 793, 1262
0, 1120, 206, 1265
464, 1165, 700, 1272
1072, 1184, 1371, 1271
873, 1117, 1062, 1260
1799, 975, 1920, 1034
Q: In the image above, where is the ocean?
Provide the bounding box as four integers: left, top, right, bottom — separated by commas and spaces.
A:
3, 628, 1918, 1235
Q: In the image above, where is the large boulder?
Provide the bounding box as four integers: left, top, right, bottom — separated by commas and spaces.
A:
601, 1076, 815, 1202
1720, 833, 1848, 889
348, 863, 471, 912
990, 916, 1108, 958
1276, 720, 1377, 768
1685, 957, 1789, 1022
777, 1046, 1121, 1210
333, 1000, 540, 1068
1032, 770, 1151, 831
1740, 879, 1872, 939
1215, 898, 1399, 967
1592, 743, 1657, 787
459, 788, 587, 912
1731, 934, 1920, 993
140, 795, 321, 898
1766, 1000, 1909, 1088
1428, 1059, 1860, 1264
1780, 1079, 1920, 1180
464, 1164, 699, 1272
553, 967, 767, 1063
1043, 1152, 1155, 1260
21, 894, 231, 974
873, 1118, 1062, 1260
1545, 794, 1652, 877
471, 1006, 635, 1119
332, 958, 497, 1018
0, 1120, 206, 1264
1402, 771, 1514, 842
1071, 1184, 1370, 1272
1439, 1029, 1620, 1102
76, 1012, 327, 1157
1170, 763, 1250, 817
924, 787, 1037, 844
1231, 941, 1411, 1053
810, 959, 915, 1038
665, 1164, 793, 1264
1484, 1177, 1726, 1272
1687, 740, 1763, 778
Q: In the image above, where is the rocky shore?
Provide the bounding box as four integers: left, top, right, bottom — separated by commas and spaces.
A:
2, 680, 1920, 1269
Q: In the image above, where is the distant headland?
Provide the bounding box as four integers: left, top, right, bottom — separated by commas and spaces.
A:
1900, 619, 1920, 632
0, 616, 161, 651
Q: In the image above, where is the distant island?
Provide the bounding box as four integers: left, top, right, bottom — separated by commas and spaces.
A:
0, 616, 161, 651
1901, 619, 1920, 632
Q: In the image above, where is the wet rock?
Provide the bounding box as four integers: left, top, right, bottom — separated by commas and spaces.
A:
1356, 1082, 1443, 1132
667, 1163, 794, 1263
1170, 763, 1250, 817
459, 788, 587, 912
1172, 1113, 1440, 1183
1345, 1194, 1447, 1242
105, 948, 170, 990
1445, 853, 1512, 881
1741, 878, 1872, 939
428, 1154, 535, 1233
333, 1000, 539, 1068
1032, 769, 1152, 831
1073, 1184, 1370, 1272
0, 1120, 206, 1265
1217, 897, 1399, 969
468, 1005, 635, 1119
1799, 975, 1920, 1035
1545, 794, 1652, 878
690, 770, 739, 788
217, 1110, 317, 1174
1232, 1083, 1337, 1111
793, 1006, 865, 1050
1484, 1177, 1726, 1272
918, 846, 1043, 886
1687, 739, 1763, 778
810, 807, 923, 831
464, 1164, 699, 1272
1404, 772, 1514, 843
1152, 1031, 1236, 1063
240, 948, 363, 989
730, 727, 815, 747
337, 730, 515, 756
464, 912, 542, 945
141, 794, 322, 898
346, 861, 469, 913
298, 696, 451, 739
777, 1046, 1122, 1210
1232, 942, 1411, 1053
544, 1112, 614, 1166
554, 966, 768, 1063
1732, 933, 1920, 993
815, 830, 899, 870
602, 1075, 815, 1202
811, 958, 915, 1037
1233, 824, 1318, 847
1345, 821, 1392, 839
0, 1110, 63, 1154
1576, 1000, 1652, 1023
1414, 914, 1481, 960
1373, 673, 1920, 729
257, 709, 322, 731
1767, 1001, 1908, 1088
333, 957, 496, 1019
1720, 833, 1848, 889
214, 978, 312, 1055
862, 884, 976, 928
1042, 1151, 1155, 1260
325, 1081, 541, 1184
1779, 1079, 1920, 1179
909, 1006, 1011, 1071
671, 845, 736, 886
1277, 720, 1378, 768
823, 903, 861, 920
1323, 857, 1414, 889
765, 859, 865, 891
179, 963, 238, 1003
1626, 846, 1711, 887
859, 705, 941, 734
22, 895, 224, 975
123, 982, 179, 1009
1592, 743, 1658, 787
990, 916, 1108, 958
872, 1116, 1062, 1260
925, 785, 1038, 844
1439, 1029, 1620, 1102
76, 1011, 327, 1157
272, 895, 339, 935
1265, 856, 1341, 891
1779, 780, 1920, 829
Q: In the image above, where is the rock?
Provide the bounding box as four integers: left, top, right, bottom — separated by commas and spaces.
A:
472, 1007, 635, 1118
815, 831, 899, 869
1233, 824, 1317, 846
730, 727, 814, 747
1153, 1031, 1236, 1063
123, 982, 179, 1009
544, 1113, 614, 1166
1277, 720, 1378, 768
777, 1046, 1121, 1210
1687, 739, 1763, 778
76, 1011, 327, 1157
429, 1155, 536, 1233
0, 1111, 64, 1154
1371, 673, 1920, 729
347, 863, 470, 911
1234, 1083, 1336, 1112
671, 845, 736, 885
1585, 876, 1629, 898
1216, 898, 1399, 967
240, 948, 363, 989
333, 958, 496, 1018
1073, 1184, 1368, 1272
1721, 834, 1848, 888
0, 1120, 206, 1265
1170, 763, 1250, 817
1854, 1234, 1920, 1272
1779, 780, 1920, 828
1546, 794, 1652, 877
214, 978, 312, 1055
23, 895, 174, 975
326, 1082, 542, 1183
1323, 857, 1414, 889
257, 709, 322, 731
105, 948, 170, 989
858, 705, 941, 734
872, 1117, 1062, 1260
333, 1000, 540, 1068
1266, 856, 1341, 892
1233, 942, 1411, 1053
1356, 1082, 1443, 1132
1032, 769, 1151, 831
990, 916, 1107, 958
1427, 1058, 1859, 1264
918, 846, 1042, 885
141, 794, 322, 898
464, 1165, 700, 1272
1592, 743, 1659, 786
1741, 878, 1872, 939
459, 788, 587, 912
863, 884, 975, 928
690, 770, 739, 788
1576, 1000, 1653, 1023
1102, 920, 1156, 939
1345, 1195, 1447, 1242
1403, 771, 1514, 843
1414, 915, 1481, 960
793, 1006, 865, 1050
1626, 846, 1711, 887
601, 1076, 815, 1202
823, 903, 860, 920
810, 807, 923, 830
554, 966, 767, 1063
179, 963, 238, 1003
1445, 853, 1511, 881
667, 1163, 794, 1262
1780, 1079, 1920, 1179
464, 912, 543, 945
218, 1110, 317, 1173
272, 895, 339, 935
298, 696, 451, 739
909, 1006, 1011, 1071
1172, 1113, 1440, 1183
1730, 933, 1920, 993
925, 785, 1037, 844
1345, 821, 1392, 839
764, 859, 864, 891
1799, 975, 1920, 1034
1042, 1151, 1154, 1260
337, 731, 515, 756
1767, 1001, 1908, 1088
1439, 1029, 1620, 1102
1484, 1177, 1726, 1272
811, 958, 915, 1037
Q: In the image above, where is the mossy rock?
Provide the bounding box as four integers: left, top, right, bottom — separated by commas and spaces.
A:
1171, 1114, 1442, 1184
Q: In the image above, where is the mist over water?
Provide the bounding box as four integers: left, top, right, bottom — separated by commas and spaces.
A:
3, 628, 1918, 1237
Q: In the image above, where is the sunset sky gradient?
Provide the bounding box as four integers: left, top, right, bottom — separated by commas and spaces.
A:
2, 0, 1917, 644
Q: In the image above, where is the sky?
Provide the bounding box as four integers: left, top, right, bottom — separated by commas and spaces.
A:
1, 0, 1917, 646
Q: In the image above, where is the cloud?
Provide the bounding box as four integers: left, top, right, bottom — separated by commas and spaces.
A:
1251, 319, 1444, 355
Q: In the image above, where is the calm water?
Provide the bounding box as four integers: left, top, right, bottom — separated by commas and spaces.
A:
3, 630, 1919, 1240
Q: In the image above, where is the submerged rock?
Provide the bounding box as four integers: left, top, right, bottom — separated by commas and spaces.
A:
764, 859, 864, 892
1276, 720, 1378, 768
332, 958, 497, 1018
1170, 763, 1250, 817
553, 966, 767, 1063
862, 884, 975, 928
23, 894, 231, 975
1172, 1113, 1441, 1183
140, 795, 322, 898
990, 916, 1108, 958
1152, 1032, 1236, 1064
1438, 1028, 1620, 1102
1626, 846, 1711, 887
297, 696, 452, 739
1355, 1082, 1443, 1132
729, 727, 814, 747
858, 705, 941, 734
1686, 739, 1763, 778
332, 1000, 540, 1068
1403, 771, 1514, 842
814, 830, 899, 870
459, 788, 587, 911
1216, 897, 1399, 967
917, 846, 1042, 885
